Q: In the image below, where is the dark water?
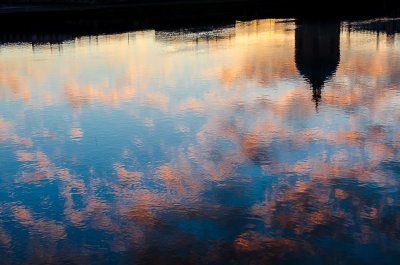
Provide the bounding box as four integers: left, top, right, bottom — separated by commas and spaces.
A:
0, 18, 400, 264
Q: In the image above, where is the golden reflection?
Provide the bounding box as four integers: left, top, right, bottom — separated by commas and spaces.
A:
70, 127, 83, 140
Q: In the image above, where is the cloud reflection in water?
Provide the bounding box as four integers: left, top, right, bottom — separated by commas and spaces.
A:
0, 18, 400, 264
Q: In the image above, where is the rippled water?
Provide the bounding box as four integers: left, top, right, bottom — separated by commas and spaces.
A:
1, 18, 400, 264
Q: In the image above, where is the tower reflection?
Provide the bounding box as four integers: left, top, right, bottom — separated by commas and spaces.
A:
295, 21, 341, 109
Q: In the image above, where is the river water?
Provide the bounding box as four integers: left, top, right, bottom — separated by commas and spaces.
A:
0, 18, 400, 264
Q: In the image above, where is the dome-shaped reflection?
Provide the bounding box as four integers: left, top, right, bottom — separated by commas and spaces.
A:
295, 21, 341, 108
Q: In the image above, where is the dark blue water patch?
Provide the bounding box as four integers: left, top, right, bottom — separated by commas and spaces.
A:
14, 182, 65, 221
0, 147, 21, 197
380, 160, 400, 177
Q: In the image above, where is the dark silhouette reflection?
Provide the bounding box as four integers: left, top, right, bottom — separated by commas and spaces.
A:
348, 18, 400, 35
295, 21, 340, 109
0, 3, 286, 45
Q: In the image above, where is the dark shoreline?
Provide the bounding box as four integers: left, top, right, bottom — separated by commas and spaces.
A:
0, 1, 399, 45
1, 0, 400, 21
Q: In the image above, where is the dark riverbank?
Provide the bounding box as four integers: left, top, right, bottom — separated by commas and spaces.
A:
1, 0, 400, 23
0, 0, 399, 46
0, 1, 280, 43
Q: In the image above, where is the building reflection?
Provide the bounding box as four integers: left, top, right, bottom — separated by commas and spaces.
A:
347, 18, 400, 35
295, 21, 341, 109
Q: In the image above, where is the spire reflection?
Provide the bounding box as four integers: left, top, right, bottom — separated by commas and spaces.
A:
295, 21, 341, 109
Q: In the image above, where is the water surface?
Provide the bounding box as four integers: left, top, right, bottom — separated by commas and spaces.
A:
1, 18, 400, 264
